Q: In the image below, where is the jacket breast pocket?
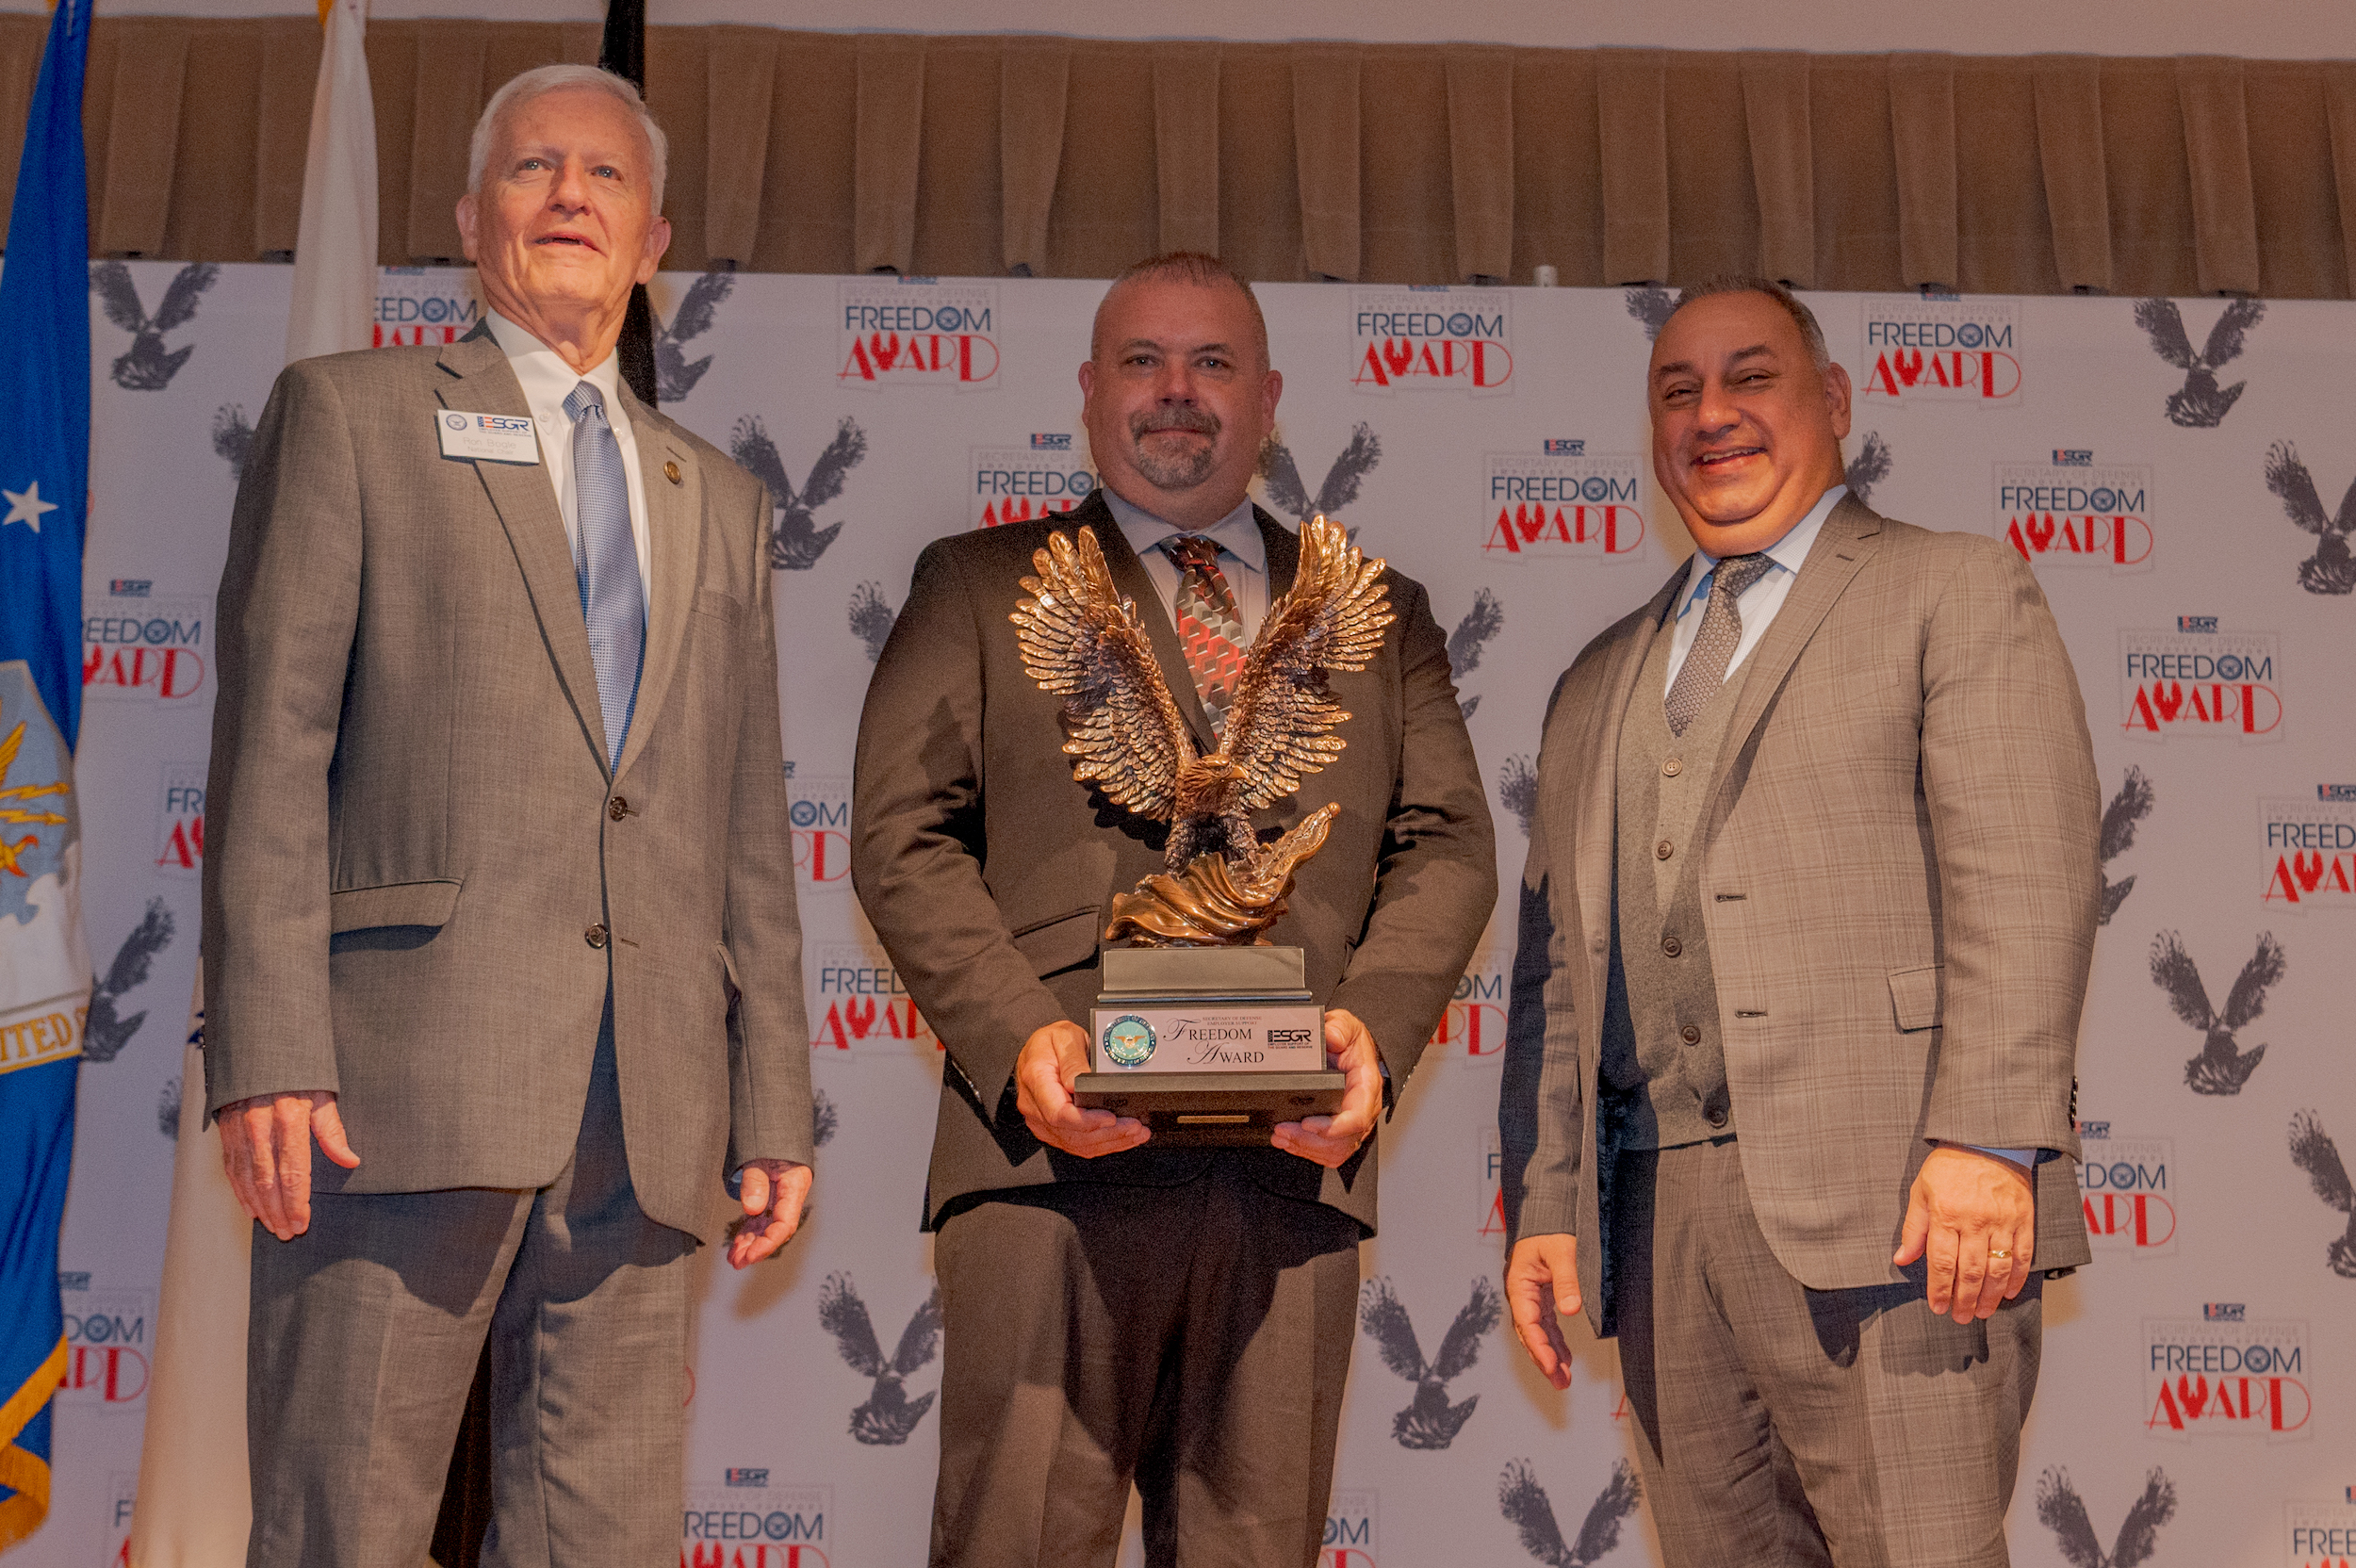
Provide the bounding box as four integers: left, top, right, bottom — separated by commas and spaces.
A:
1010, 906, 1101, 980
1888, 963, 1945, 1032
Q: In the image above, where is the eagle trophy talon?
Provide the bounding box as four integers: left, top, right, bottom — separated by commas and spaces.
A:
1011, 517, 1392, 947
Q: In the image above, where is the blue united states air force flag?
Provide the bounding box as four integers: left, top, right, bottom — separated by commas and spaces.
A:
0, 0, 90, 1547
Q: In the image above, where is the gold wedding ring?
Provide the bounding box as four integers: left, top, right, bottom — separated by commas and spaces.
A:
1988, 1249, 2012, 1260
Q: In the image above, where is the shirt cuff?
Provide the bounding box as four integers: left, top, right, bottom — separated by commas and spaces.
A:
1962, 1144, 2037, 1168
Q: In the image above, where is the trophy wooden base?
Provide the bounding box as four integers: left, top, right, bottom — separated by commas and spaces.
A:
1072, 1070, 1349, 1146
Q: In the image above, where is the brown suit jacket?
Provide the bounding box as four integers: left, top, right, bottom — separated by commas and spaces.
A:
203, 324, 810, 1243
850, 491, 1497, 1233
1500, 498, 2099, 1329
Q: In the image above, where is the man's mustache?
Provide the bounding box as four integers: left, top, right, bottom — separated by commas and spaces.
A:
1131, 409, 1219, 440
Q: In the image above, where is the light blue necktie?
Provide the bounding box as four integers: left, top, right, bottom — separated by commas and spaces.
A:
565, 380, 643, 769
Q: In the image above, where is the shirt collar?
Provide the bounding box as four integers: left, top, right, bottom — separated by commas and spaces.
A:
1678, 483, 1847, 615
1102, 487, 1268, 576
483, 309, 624, 419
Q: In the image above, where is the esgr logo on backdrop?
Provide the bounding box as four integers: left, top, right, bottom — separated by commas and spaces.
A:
1480, 452, 1645, 560
838, 280, 999, 390
2259, 793, 2356, 907
2119, 624, 2283, 740
83, 586, 209, 702
1992, 453, 2154, 570
1350, 287, 1512, 394
972, 438, 1095, 529
2142, 1317, 2311, 1440
1860, 299, 2021, 402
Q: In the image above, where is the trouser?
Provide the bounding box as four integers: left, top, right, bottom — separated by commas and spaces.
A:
929, 1166, 1363, 1568
245, 1010, 695, 1568
1611, 1138, 2042, 1568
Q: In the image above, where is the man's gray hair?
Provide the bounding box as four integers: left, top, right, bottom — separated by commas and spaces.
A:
467, 64, 669, 212
1670, 276, 1829, 373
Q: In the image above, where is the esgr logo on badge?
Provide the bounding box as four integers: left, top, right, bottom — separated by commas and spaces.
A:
2119, 627, 2282, 741
810, 942, 934, 1052
2077, 1126, 2177, 1254
2286, 1501, 2356, 1568
1322, 1489, 1378, 1568
1350, 287, 1512, 395
681, 1481, 830, 1567
788, 775, 853, 889
2259, 795, 2356, 908
83, 591, 209, 703
971, 441, 1095, 529
1480, 453, 1645, 560
2143, 1317, 2310, 1441
1992, 456, 2153, 570
1860, 299, 2021, 402
838, 279, 998, 390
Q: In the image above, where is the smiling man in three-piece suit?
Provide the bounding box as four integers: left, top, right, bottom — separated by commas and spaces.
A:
1499, 278, 2101, 1568
852, 253, 1495, 1568
205, 65, 811, 1565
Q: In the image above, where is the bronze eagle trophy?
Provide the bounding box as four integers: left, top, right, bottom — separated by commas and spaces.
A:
1010, 515, 1393, 946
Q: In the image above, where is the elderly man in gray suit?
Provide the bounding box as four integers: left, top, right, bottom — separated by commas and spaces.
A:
203, 64, 810, 1565
1499, 279, 2098, 1568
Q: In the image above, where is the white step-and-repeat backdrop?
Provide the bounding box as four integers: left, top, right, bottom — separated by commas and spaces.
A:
26, 266, 2356, 1568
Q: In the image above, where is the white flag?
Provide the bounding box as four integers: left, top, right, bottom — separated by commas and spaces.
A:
283, 0, 378, 364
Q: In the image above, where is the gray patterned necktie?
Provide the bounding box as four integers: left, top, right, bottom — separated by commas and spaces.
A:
565, 381, 644, 769
1663, 552, 1772, 738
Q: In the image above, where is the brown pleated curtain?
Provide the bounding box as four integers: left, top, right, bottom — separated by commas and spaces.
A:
5, 16, 2355, 297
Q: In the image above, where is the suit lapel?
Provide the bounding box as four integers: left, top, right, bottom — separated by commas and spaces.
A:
612, 387, 701, 784
1573, 564, 1689, 946
1079, 494, 1219, 752
434, 329, 607, 771
1704, 495, 1885, 810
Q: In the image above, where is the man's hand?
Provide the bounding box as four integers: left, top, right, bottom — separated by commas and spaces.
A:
1893, 1144, 2036, 1324
1506, 1234, 1580, 1390
218, 1090, 360, 1242
1272, 1008, 1383, 1168
1015, 1020, 1150, 1157
728, 1159, 813, 1269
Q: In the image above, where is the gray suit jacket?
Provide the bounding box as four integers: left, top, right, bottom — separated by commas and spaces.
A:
1500, 498, 2099, 1328
203, 324, 810, 1243
849, 492, 1497, 1233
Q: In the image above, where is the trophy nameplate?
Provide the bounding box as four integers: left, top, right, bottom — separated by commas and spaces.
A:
1076, 947, 1344, 1146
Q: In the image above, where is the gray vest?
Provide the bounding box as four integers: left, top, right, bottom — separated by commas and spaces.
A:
1599, 604, 1754, 1149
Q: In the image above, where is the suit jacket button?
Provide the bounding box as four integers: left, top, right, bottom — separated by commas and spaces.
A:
585, 923, 609, 949
609, 795, 630, 822
663, 460, 682, 484
1661, 758, 1682, 777
1679, 1023, 1701, 1045
1706, 1107, 1728, 1128
1656, 839, 1674, 860
1661, 935, 1682, 956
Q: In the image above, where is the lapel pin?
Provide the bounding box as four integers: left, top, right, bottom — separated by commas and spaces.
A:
663, 459, 682, 485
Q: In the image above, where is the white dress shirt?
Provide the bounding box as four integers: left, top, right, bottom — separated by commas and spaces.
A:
1660, 482, 2036, 1170
1104, 489, 1270, 645
484, 310, 651, 591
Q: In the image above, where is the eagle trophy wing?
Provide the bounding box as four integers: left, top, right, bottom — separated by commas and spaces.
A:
1011, 527, 1193, 819
1219, 515, 1394, 810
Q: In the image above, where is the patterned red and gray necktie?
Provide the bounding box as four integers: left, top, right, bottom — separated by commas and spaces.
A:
1662, 552, 1773, 738
1163, 533, 1246, 735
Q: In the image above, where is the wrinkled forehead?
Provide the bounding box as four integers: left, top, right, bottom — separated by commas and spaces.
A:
1092, 274, 1266, 363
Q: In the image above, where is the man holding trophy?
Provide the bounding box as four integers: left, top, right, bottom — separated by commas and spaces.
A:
851, 253, 1495, 1567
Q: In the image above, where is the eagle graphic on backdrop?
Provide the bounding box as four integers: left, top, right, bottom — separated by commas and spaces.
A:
730, 414, 867, 571
2150, 929, 2282, 1096
90, 261, 217, 391
1012, 517, 1393, 878
1358, 1276, 1502, 1448
1497, 754, 1538, 838
816, 1273, 941, 1446
1843, 432, 1892, 507
2098, 766, 2156, 926
2134, 298, 2263, 428
1260, 422, 1383, 535
653, 270, 734, 404
82, 896, 172, 1063
2036, 1467, 2176, 1568
1447, 587, 1505, 721
1498, 1459, 1642, 1567
2286, 1110, 2356, 1278
2260, 440, 2356, 596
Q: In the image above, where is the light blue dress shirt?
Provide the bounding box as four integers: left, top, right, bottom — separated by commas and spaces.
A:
1103, 489, 1269, 644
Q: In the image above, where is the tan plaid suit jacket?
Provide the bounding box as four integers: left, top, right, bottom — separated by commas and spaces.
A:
202, 326, 811, 1243
1500, 497, 2098, 1326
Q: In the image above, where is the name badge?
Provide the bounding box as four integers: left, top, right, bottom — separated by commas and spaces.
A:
435, 410, 540, 464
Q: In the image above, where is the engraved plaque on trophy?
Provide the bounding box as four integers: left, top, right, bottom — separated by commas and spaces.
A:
1007, 516, 1391, 1146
